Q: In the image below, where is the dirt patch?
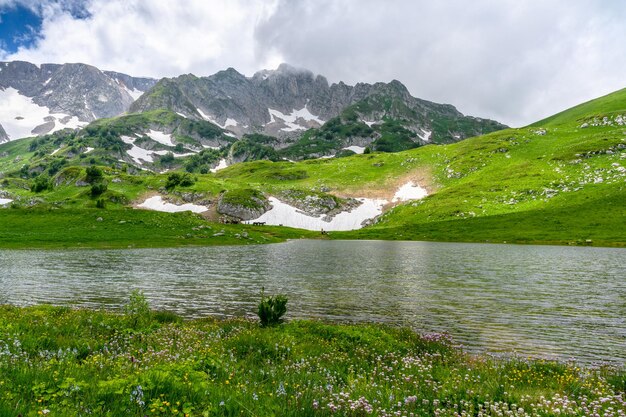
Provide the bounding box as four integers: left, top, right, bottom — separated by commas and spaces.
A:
338, 166, 436, 202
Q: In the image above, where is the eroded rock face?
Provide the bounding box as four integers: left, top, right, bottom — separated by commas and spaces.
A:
130, 63, 507, 150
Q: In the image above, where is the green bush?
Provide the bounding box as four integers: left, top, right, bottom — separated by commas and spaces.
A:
90, 182, 107, 197
95, 198, 106, 209
165, 172, 195, 189
31, 175, 52, 193
257, 288, 288, 327
85, 166, 103, 184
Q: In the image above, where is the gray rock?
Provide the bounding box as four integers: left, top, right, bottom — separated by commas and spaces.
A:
0, 60, 157, 142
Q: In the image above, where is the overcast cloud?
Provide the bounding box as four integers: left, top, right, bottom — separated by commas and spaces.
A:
1, 0, 625, 126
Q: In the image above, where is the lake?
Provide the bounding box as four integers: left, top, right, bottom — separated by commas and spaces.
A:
1, 240, 624, 364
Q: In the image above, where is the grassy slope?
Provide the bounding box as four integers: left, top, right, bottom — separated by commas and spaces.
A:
531, 88, 626, 127
0, 305, 624, 417
0, 208, 317, 249
1, 88, 625, 248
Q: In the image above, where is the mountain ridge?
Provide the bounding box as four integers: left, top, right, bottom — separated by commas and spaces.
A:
0, 61, 157, 142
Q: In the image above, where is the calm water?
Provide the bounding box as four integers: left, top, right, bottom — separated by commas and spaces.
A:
1, 240, 625, 364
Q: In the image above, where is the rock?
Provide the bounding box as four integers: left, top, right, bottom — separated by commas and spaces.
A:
96, 217, 103, 222
217, 190, 271, 220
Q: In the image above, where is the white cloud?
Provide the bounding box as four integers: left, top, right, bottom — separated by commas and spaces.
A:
2, 0, 626, 126
5, 0, 280, 77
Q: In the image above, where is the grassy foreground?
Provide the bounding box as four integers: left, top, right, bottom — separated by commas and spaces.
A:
0, 305, 624, 417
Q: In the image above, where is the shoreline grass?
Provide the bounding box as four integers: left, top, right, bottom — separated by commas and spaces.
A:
0, 305, 624, 416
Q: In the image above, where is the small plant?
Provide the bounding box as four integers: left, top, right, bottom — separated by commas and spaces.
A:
257, 288, 288, 327
124, 289, 151, 329
95, 198, 106, 208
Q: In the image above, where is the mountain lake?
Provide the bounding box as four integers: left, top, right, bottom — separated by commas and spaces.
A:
1, 240, 624, 365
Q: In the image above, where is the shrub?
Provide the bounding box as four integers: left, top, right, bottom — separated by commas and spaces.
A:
165, 172, 195, 189
95, 198, 106, 208
363, 146, 372, 154
90, 182, 107, 196
31, 175, 52, 193
85, 166, 103, 183
124, 289, 151, 329
257, 288, 288, 327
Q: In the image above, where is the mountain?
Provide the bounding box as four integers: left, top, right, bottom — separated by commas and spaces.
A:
130, 63, 507, 157
0, 85, 623, 247
0, 61, 156, 142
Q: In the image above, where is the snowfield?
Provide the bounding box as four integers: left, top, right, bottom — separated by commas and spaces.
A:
392, 181, 428, 202
0, 198, 13, 206
268, 106, 325, 132
0, 87, 86, 140
247, 197, 387, 231
343, 145, 366, 154
248, 181, 429, 231
147, 130, 174, 146
137, 196, 207, 213
210, 159, 228, 173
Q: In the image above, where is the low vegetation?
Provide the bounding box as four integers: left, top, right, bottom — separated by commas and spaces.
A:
0, 304, 624, 416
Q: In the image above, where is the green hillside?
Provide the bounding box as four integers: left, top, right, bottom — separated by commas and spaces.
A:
531, 87, 626, 127
1, 88, 625, 248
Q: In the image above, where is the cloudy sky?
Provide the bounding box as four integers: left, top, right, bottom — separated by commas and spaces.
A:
0, 0, 624, 127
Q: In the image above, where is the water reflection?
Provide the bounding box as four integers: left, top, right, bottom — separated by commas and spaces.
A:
1, 240, 625, 364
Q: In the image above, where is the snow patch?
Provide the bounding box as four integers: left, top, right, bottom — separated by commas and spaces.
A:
0, 87, 87, 140
210, 159, 228, 173
343, 145, 366, 154
137, 196, 207, 213
123, 86, 144, 101
83, 147, 94, 153
146, 130, 174, 146
268, 106, 325, 132
224, 118, 238, 128
362, 120, 378, 127
196, 108, 239, 129
176, 112, 188, 118
392, 181, 428, 202
418, 128, 432, 142
0, 198, 13, 206
249, 197, 386, 231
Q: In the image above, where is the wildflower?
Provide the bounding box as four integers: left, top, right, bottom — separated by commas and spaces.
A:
313, 399, 319, 409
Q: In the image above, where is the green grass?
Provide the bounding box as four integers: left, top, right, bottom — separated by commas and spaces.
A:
0, 208, 317, 249
0, 305, 624, 417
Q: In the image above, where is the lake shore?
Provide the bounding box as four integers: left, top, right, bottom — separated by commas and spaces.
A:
1, 304, 624, 416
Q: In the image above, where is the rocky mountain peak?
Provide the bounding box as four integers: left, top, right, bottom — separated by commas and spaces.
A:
0, 60, 157, 142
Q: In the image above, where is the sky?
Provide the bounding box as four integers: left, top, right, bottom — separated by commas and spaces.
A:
0, 0, 624, 127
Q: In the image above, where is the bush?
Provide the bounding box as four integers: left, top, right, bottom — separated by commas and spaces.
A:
257, 288, 288, 327
90, 182, 107, 196
165, 172, 195, 189
85, 166, 103, 183
96, 198, 106, 208
31, 175, 52, 193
